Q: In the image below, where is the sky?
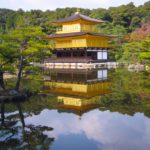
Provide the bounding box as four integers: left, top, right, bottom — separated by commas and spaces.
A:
0, 0, 149, 11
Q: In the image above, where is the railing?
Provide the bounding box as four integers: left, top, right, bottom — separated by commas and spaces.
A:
44, 57, 113, 63
44, 57, 92, 63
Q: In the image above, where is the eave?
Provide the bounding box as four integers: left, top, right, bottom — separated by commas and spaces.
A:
48, 32, 116, 39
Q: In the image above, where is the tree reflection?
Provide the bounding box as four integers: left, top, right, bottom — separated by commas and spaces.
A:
1, 102, 5, 126
16, 103, 25, 128
99, 69, 150, 117
0, 100, 54, 149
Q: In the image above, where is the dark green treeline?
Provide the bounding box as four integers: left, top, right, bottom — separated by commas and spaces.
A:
0, 2, 150, 35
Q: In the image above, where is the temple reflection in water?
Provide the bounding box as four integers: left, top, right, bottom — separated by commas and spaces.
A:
43, 68, 111, 115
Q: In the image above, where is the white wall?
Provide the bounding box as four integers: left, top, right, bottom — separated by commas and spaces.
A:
97, 50, 107, 60
103, 51, 107, 60
97, 52, 103, 60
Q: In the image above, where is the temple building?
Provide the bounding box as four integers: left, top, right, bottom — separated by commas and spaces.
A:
45, 11, 114, 69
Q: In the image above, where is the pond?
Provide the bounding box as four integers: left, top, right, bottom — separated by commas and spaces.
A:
0, 68, 150, 150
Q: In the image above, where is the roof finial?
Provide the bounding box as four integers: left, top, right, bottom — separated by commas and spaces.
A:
75, 8, 80, 14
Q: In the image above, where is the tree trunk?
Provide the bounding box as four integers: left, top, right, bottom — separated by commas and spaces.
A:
15, 56, 24, 91
0, 70, 5, 90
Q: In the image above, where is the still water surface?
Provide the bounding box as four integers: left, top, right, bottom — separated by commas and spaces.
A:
0, 68, 150, 150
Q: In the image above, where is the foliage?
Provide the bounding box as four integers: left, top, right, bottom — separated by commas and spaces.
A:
121, 37, 150, 63
0, 2, 150, 34
0, 26, 52, 90
129, 24, 150, 41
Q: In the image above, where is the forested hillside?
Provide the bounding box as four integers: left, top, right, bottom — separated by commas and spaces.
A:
0, 2, 150, 34
0, 1, 150, 63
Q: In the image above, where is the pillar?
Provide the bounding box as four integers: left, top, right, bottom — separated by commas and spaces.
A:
85, 50, 87, 58
71, 50, 73, 58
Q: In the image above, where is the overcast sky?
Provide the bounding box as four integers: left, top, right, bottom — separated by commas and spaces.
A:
0, 0, 149, 11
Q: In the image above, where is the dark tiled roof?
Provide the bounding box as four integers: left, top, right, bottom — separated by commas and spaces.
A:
48, 32, 115, 38
53, 13, 104, 24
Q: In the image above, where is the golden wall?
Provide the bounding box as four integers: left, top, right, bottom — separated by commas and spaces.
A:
56, 21, 96, 34
86, 37, 108, 48
53, 36, 110, 49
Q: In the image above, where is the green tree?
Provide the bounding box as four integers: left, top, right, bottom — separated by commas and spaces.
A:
0, 36, 19, 90
140, 37, 150, 63
90, 8, 112, 21
121, 37, 150, 64
130, 16, 141, 30
0, 26, 52, 91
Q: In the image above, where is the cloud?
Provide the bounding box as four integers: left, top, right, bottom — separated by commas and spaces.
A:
0, 0, 149, 10
25, 109, 150, 150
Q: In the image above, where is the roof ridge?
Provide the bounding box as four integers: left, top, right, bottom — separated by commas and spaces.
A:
53, 13, 104, 24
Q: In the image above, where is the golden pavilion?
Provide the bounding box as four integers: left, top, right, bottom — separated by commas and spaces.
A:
45, 11, 114, 69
